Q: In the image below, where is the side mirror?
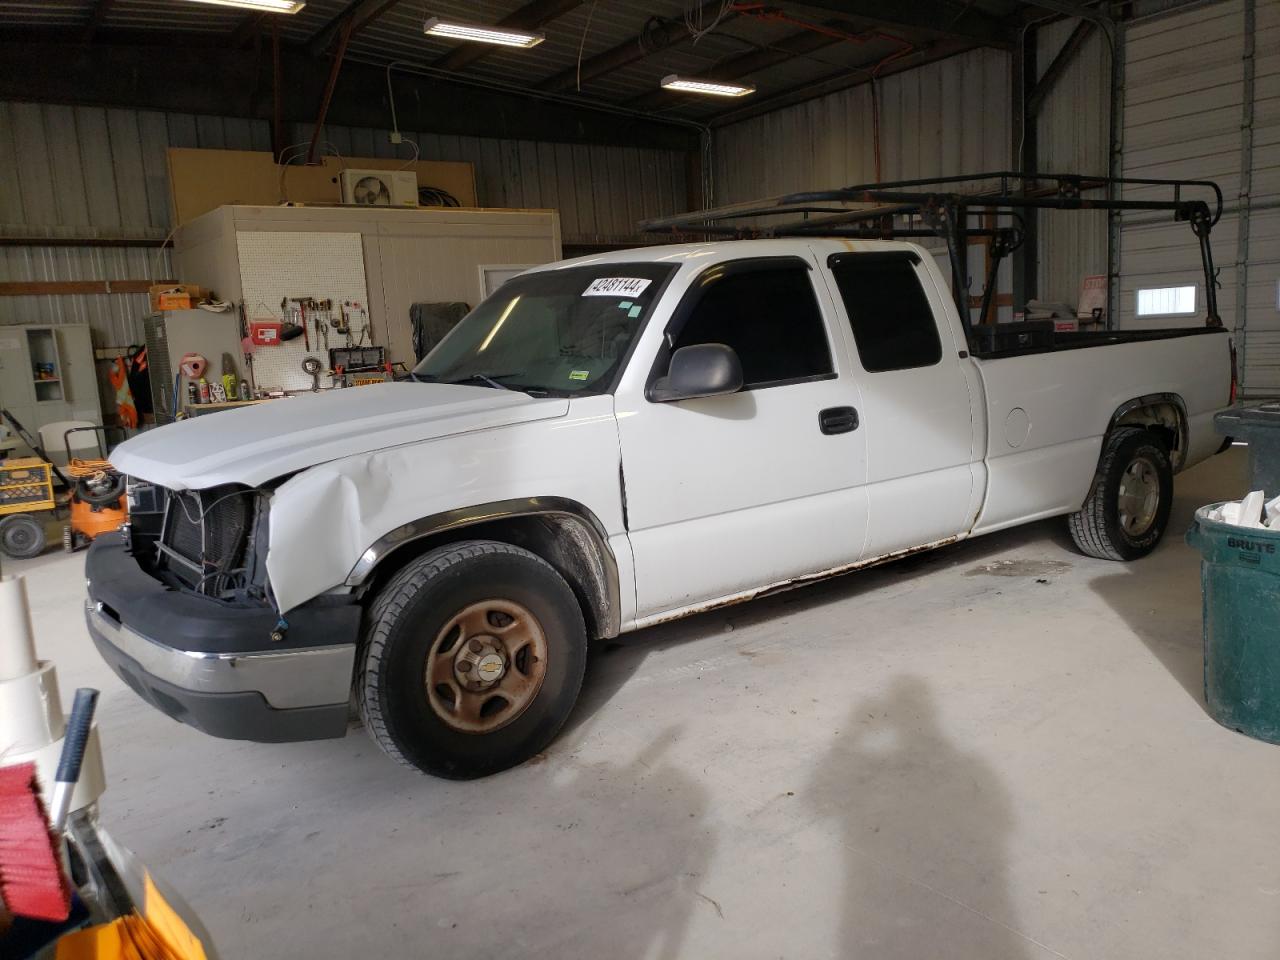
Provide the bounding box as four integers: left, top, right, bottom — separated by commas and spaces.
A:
650, 343, 744, 402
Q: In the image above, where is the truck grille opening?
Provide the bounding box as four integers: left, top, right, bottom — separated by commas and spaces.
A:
151, 484, 263, 600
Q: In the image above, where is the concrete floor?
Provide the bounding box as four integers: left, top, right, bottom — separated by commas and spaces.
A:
14, 447, 1280, 959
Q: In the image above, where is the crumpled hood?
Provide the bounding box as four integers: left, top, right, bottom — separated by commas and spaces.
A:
111, 382, 569, 490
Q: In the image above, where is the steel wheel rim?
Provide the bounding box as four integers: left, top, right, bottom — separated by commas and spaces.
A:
1118, 455, 1161, 536
424, 599, 548, 734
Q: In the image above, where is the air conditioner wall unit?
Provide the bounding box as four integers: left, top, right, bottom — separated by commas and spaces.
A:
339, 169, 418, 207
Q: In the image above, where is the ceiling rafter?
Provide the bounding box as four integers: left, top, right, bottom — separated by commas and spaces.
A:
307, 0, 405, 57
433, 0, 588, 73
1026, 18, 1095, 116
789, 0, 1016, 49
627, 25, 845, 110
83, 0, 116, 42
536, 0, 734, 94
228, 13, 265, 48
708, 36, 976, 126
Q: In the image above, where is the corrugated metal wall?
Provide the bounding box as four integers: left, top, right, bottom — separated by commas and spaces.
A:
1241, 0, 1280, 393
712, 49, 1012, 202
1034, 18, 1110, 307
0, 100, 689, 349
710, 48, 1013, 319
1118, 0, 1278, 395
0, 102, 274, 347
308, 121, 689, 246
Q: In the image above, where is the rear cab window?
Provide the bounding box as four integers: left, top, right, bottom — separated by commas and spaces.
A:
827, 252, 942, 372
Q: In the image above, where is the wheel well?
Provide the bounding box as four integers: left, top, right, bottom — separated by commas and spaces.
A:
355, 514, 617, 640
1109, 395, 1187, 470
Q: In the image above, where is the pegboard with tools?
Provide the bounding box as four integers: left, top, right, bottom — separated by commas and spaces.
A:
236, 231, 373, 393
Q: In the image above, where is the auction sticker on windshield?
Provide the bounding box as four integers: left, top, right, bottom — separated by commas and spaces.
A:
583, 277, 651, 297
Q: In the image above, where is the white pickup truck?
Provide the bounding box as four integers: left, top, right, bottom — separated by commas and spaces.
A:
86, 239, 1232, 778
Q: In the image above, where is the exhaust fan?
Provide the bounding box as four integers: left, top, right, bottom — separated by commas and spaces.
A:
338, 169, 418, 207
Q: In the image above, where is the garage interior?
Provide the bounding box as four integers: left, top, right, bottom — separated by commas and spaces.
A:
1, 0, 1279, 957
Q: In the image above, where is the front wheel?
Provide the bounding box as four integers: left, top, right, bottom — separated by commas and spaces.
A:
358, 541, 587, 779
1068, 426, 1173, 561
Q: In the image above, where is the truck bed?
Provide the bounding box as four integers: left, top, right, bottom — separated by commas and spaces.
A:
971, 322, 1227, 360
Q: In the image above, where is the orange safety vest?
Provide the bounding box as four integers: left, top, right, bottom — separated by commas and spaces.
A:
108, 356, 138, 429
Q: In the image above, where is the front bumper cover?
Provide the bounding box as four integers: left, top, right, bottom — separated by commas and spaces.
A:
85, 537, 360, 743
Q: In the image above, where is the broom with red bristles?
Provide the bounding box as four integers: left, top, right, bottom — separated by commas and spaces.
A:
0, 762, 70, 923
0, 688, 99, 924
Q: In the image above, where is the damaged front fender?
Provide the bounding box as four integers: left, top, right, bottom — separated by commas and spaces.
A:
262, 396, 627, 615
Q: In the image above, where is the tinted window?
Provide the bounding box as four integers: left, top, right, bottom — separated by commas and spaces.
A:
670, 263, 833, 389
829, 254, 942, 372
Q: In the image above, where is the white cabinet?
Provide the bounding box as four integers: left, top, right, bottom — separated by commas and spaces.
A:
0, 324, 102, 454
173, 204, 562, 381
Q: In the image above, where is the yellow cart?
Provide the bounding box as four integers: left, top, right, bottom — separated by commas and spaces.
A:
0, 457, 54, 559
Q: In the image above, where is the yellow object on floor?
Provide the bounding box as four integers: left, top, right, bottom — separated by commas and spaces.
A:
55, 876, 207, 960
0, 458, 55, 517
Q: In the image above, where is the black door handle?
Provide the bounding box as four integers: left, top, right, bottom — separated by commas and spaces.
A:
818, 406, 859, 435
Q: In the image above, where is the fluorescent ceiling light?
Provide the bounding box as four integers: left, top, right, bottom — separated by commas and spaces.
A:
424, 17, 545, 48
660, 75, 755, 98
182, 0, 306, 12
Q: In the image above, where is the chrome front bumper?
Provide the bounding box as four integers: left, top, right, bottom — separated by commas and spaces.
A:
83, 536, 360, 743
86, 601, 354, 711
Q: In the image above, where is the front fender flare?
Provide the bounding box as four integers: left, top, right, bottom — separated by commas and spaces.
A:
343, 496, 621, 637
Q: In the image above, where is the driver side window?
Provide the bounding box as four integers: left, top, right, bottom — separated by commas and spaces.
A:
670, 262, 835, 390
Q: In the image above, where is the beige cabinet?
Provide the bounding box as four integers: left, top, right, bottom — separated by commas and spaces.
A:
173, 205, 562, 377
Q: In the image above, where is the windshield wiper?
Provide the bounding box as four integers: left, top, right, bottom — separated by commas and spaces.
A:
448, 373, 515, 391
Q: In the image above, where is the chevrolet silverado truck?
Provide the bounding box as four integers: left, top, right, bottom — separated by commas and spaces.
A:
86, 238, 1232, 778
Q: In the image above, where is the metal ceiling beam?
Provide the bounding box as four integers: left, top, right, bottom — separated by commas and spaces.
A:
0, 39, 699, 151
706, 38, 975, 126
536, 0, 733, 93
434, 0, 586, 73
1020, 0, 1107, 20
790, 0, 1016, 48
307, 0, 404, 57
627, 27, 843, 111
1020, 0, 1117, 43
1026, 18, 1096, 116
228, 13, 264, 47
83, 0, 116, 42
307, 14, 355, 163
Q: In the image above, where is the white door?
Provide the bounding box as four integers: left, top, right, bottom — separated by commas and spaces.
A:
616, 255, 870, 622
819, 250, 981, 556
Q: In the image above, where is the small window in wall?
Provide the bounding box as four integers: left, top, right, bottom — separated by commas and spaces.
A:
669, 261, 834, 389
828, 253, 942, 372
1136, 285, 1197, 317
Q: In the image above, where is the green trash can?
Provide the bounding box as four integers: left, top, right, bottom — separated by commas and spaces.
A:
1215, 403, 1280, 494
1186, 504, 1280, 744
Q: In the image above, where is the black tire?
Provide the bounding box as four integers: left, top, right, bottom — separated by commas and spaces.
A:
1068, 426, 1173, 561
359, 540, 587, 779
0, 514, 47, 560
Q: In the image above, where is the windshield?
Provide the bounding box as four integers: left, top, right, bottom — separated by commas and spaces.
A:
413, 262, 675, 396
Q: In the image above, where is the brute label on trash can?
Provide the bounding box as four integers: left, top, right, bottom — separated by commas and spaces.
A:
1187, 503, 1280, 745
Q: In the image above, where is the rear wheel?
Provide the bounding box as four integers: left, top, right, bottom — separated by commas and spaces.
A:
359, 541, 587, 779
1068, 426, 1173, 561
0, 514, 47, 560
